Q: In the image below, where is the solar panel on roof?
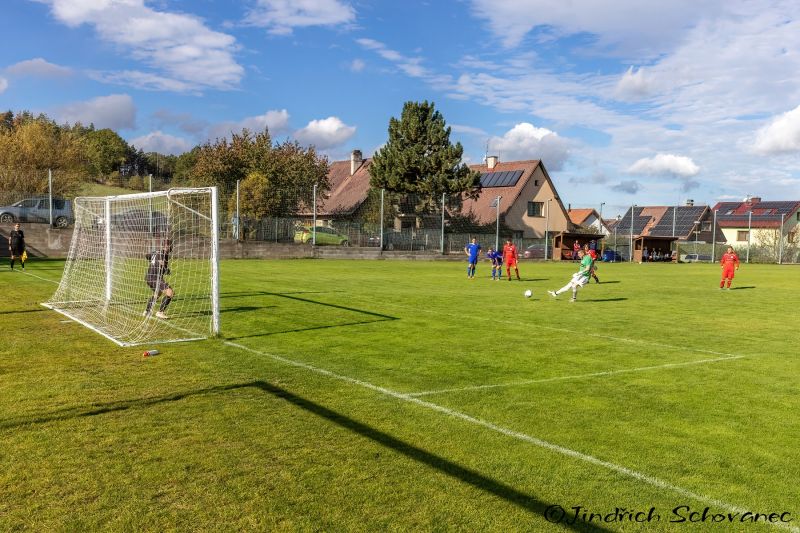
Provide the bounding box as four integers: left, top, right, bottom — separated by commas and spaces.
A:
480, 170, 523, 188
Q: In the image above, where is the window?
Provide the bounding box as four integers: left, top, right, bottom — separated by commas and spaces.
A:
527, 201, 543, 217
702, 221, 711, 231
796, 212, 799, 221
534, 180, 539, 186
737, 230, 749, 242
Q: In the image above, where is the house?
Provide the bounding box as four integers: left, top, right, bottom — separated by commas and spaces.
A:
612, 202, 725, 262
567, 208, 609, 235
317, 151, 573, 241
458, 156, 572, 239
711, 197, 800, 247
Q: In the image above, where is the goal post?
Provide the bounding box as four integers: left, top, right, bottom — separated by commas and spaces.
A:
43, 187, 220, 347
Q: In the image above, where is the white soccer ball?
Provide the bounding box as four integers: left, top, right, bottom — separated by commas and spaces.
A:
524, 289, 532, 298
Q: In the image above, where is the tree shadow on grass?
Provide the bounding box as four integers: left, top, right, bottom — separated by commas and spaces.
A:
220, 305, 277, 314
0, 380, 610, 532
0, 308, 47, 315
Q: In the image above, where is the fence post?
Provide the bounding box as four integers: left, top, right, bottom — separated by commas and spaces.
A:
312, 184, 317, 246
380, 189, 385, 251
48, 168, 53, 227
440, 192, 445, 254
711, 209, 717, 263
779, 213, 785, 264
235, 179, 240, 241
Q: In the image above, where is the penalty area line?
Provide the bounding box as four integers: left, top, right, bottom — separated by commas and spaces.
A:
221, 339, 796, 533
407, 355, 745, 397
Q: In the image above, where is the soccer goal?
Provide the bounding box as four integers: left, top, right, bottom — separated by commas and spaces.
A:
44, 187, 219, 347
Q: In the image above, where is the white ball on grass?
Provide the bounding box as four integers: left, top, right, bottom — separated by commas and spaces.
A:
524, 289, 532, 298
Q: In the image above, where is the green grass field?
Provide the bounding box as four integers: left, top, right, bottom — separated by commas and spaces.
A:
1, 258, 798, 531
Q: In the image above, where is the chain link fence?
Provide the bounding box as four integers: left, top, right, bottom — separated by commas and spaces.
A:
2, 168, 798, 263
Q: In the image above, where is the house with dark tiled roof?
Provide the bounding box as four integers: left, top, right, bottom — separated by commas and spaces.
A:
613, 202, 725, 262
711, 197, 800, 246
316, 151, 573, 240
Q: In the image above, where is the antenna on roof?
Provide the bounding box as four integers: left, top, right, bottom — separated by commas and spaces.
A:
483, 139, 489, 162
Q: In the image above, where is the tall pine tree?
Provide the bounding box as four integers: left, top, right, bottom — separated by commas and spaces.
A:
370, 101, 480, 212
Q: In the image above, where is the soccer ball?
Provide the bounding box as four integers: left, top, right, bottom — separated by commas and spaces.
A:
524, 289, 532, 298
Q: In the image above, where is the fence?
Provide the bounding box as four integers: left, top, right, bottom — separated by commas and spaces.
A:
2, 168, 798, 263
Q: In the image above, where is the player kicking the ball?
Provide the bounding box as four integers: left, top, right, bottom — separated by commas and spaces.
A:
548, 249, 593, 302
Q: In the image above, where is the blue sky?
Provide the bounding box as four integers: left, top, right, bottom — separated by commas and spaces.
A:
2, 0, 800, 217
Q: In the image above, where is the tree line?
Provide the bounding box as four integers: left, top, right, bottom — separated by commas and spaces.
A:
0, 101, 481, 220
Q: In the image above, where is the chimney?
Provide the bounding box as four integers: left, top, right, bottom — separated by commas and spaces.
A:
486, 155, 498, 170
350, 149, 363, 176
568, 203, 571, 211
685, 199, 694, 207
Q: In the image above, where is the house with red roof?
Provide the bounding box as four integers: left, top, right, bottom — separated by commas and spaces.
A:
567, 208, 609, 235
316, 151, 573, 241
711, 197, 800, 246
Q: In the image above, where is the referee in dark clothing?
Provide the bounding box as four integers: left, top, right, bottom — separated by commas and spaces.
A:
8, 223, 26, 270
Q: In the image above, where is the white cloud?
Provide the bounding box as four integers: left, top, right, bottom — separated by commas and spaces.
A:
468, 0, 726, 53
54, 94, 136, 130
246, 0, 355, 35
0, 77, 7, 94
128, 131, 192, 155
614, 66, 655, 101
6, 58, 72, 77
349, 59, 365, 72
488, 123, 571, 170
207, 110, 291, 141
294, 116, 356, 150
356, 38, 429, 78
39, 0, 242, 91
753, 104, 800, 155
627, 153, 699, 177
450, 124, 487, 136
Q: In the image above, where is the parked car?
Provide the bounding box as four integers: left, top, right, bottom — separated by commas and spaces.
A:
602, 249, 624, 262
294, 226, 349, 246
0, 196, 73, 227
680, 253, 712, 263
522, 244, 545, 259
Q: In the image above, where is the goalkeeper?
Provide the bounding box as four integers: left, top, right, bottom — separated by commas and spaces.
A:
144, 239, 174, 319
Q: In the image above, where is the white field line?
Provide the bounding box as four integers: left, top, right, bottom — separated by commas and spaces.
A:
223, 340, 797, 533
17, 269, 59, 285
408, 355, 745, 397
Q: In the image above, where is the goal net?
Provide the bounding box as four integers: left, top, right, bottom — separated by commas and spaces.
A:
44, 187, 219, 346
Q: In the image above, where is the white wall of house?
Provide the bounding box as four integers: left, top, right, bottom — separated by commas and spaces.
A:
722, 221, 798, 246
504, 166, 570, 238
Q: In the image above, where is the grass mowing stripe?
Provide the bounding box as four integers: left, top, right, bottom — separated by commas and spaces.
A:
407, 354, 746, 397
375, 299, 744, 359
222, 339, 797, 532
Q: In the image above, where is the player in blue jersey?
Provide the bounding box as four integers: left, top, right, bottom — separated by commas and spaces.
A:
464, 238, 481, 278
486, 247, 503, 280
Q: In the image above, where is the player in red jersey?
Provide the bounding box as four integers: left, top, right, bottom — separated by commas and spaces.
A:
502, 239, 521, 281
719, 246, 740, 289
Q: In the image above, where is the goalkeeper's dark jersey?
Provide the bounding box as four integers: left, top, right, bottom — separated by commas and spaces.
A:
145, 250, 170, 283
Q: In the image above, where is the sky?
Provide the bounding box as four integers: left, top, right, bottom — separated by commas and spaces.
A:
2, 0, 800, 217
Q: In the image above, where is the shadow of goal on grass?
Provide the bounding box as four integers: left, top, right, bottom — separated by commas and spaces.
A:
0, 380, 610, 532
